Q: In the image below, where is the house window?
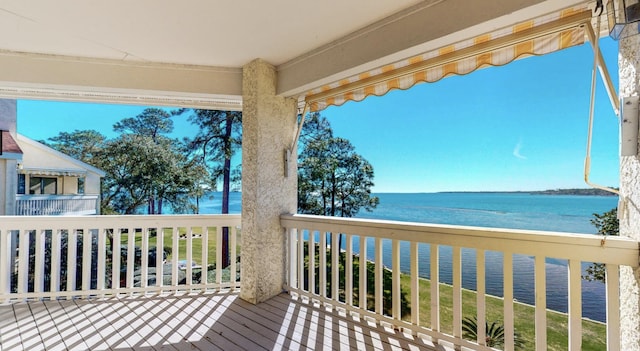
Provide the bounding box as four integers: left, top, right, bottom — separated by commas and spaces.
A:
78, 177, 85, 194
17, 174, 25, 194
29, 177, 57, 195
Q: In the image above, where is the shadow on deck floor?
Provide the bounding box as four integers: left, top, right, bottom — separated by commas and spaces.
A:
0, 291, 442, 350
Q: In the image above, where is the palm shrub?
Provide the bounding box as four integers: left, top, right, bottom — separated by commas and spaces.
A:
462, 316, 525, 350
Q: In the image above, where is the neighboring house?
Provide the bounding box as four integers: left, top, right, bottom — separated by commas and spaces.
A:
0, 130, 105, 216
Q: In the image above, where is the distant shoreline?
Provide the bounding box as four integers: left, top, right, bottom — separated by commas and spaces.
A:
435, 188, 618, 196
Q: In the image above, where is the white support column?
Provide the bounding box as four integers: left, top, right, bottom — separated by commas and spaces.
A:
618, 29, 640, 350
0, 99, 18, 216
240, 59, 298, 304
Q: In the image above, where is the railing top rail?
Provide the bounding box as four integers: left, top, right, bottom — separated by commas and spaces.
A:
281, 213, 640, 267
0, 214, 242, 228
16, 194, 100, 200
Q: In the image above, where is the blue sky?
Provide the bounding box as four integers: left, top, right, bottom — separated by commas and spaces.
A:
17, 38, 620, 193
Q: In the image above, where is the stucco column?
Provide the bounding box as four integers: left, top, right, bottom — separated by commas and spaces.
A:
619, 29, 640, 350
240, 59, 297, 304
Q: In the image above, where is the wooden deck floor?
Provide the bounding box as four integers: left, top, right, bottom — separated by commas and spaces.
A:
0, 292, 441, 351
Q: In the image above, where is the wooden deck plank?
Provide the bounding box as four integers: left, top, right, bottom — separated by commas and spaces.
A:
0, 291, 441, 351
172, 294, 271, 350
0, 305, 21, 351
55, 300, 97, 351
161, 293, 264, 351
28, 301, 69, 351
91, 296, 165, 350
70, 298, 128, 351
83, 297, 138, 350
123, 296, 211, 351
263, 294, 435, 351
113, 297, 182, 351
13, 302, 46, 351
144, 294, 229, 351
223, 295, 307, 350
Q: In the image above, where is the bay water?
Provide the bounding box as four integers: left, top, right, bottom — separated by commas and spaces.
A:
200, 191, 616, 322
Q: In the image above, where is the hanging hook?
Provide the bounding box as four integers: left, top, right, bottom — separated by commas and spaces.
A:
594, 0, 604, 17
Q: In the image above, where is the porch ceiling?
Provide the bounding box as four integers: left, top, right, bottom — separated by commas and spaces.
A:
0, 0, 594, 108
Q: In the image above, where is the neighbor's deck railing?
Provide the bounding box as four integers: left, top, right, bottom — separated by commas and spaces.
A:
15, 194, 100, 216
282, 214, 639, 351
0, 214, 241, 302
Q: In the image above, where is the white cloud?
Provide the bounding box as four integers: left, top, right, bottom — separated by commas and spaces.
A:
513, 140, 527, 159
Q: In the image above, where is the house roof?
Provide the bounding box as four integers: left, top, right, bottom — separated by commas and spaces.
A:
1, 130, 23, 155
16, 134, 106, 177
0, 0, 598, 108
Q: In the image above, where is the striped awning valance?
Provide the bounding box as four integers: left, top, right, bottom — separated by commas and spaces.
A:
20, 168, 87, 177
303, 6, 591, 112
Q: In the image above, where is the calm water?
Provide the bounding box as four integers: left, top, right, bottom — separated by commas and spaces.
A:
201, 191, 617, 322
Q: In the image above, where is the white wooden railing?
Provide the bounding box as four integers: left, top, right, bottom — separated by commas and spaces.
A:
0, 214, 241, 302
15, 194, 100, 215
281, 214, 639, 351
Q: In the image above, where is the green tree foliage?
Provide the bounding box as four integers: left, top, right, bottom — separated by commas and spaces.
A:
297, 113, 379, 217
46, 108, 208, 215
583, 208, 619, 282
45, 129, 107, 163
99, 132, 207, 214
181, 109, 242, 267
113, 108, 174, 142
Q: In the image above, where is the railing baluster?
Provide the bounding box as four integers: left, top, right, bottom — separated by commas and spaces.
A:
171, 227, 179, 287
141, 227, 149, 289
476, 249, 486, 346
230, 225, 237, 289
186, 227, 193, 286
535, 255, 547, 350
0, 230, 10, 301
67, 229, 77, 297
410, 241, 419, 326
504, 252, 515, 351
50, 229, 61, 295
345, 234, 353, 307
320, 231, 326, 298
288, 228, 297, 290
82, 227, 92, 294
375, 237, 383, 315
156, 227, 164, 288
97, 228, 106, 294
392, 239, 401, 321
0, 215, 240, 299
453, 246, 462, 339
308, 230, 315, 295
112, 229, 121, 290
430, 244, 439, 332
18, 230, 29, 297
359, 236, 368, 311
606, 264, 621, 351
216, 226, 222, 285
34, 228, 45, 294
201, 226, 208, 285
126, 227, 135, 292
568, 259, 582, 351
331, 232, 339, 301
298, 229, 304, 292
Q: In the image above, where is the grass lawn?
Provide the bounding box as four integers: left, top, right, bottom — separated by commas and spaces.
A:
120, 227, 241, 268
399, 274, 606, 351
